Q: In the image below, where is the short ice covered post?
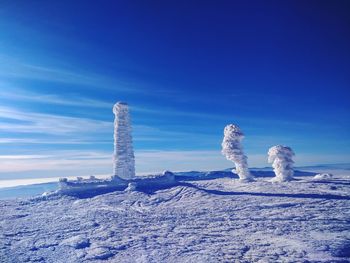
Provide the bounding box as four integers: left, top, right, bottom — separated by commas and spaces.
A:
112, 102, 136, 180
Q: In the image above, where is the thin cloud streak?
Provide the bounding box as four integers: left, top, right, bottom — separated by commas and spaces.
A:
0, 106, 112, 135
0, 85, 316, 130
0, 138, 112, 144
0, 87, 111, 109
0, 106, 219, 145
0, 150, 229, 175
0, 56, 137, 92
0, 104, 322, 152
0, 155, 50, 160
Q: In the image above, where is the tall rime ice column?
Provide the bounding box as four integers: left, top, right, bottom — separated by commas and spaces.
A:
268, 145, 295, 182
112, 102, 135, 180
221, 124, 253, 181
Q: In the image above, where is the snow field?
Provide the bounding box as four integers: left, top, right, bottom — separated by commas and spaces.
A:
1, 172, 349, 262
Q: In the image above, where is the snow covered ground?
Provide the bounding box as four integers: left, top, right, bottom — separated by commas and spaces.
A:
0, 167, 350, 262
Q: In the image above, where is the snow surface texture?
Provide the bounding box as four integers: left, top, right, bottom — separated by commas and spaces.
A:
1, 170, 350, 262
113, 102, 135, 180
221, 124, 253, 181
268, 145, 295, 182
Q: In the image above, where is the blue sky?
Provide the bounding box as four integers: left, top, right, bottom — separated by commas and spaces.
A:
0, 1, 349, 179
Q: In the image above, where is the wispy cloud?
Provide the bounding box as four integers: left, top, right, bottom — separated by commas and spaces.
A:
0, 150, 230, 177
0, 82, 316, 131
0, 155, 50, 160
0, 106, 112, 135
0, 55, 138, 92
0, 103, 318, 152
0, 138, 112, 144
0, 85, 111, 108
0, 152, 111, 175
0, 105, 219, 146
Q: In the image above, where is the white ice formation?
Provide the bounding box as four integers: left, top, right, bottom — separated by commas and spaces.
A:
268, 145, 295, 182
221, 124, 253, 181
112, 102, 136, 180
125, 182, 137, 192
313, 173, 333, 180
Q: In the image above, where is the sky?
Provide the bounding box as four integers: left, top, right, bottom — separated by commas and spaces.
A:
0, 1, 349, 180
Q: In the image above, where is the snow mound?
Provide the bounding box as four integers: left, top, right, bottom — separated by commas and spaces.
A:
85, 246, 114, 260
314, 173, 334, 180
61, 235, 90, 249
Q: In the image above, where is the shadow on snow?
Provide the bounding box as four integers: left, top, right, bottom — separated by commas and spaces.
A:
177, 182, 350, 200
174, 170, 317, 182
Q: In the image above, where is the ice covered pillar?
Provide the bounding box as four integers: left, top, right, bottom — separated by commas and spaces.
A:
221, 124, 253, 181
112, 102, 136, 180
268, 145, 295, 182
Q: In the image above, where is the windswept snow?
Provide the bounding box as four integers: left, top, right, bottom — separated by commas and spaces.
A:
1, 170, 350, 262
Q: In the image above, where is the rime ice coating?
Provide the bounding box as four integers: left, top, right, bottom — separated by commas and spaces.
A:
268, 145, 295, 182
112, 102, 135, 180
221, 124, 253, 181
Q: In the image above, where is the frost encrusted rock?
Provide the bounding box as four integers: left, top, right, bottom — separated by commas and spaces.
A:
268, 145, 295, 182
221, 124, 253, 181
112, 102, 135, 180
